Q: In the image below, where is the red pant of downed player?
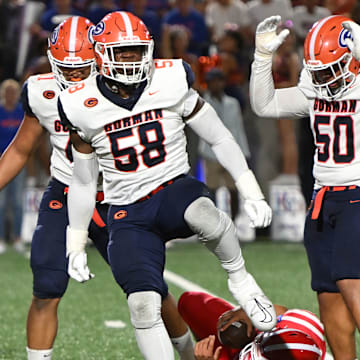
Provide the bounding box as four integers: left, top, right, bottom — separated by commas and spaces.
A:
178, 291, 241, 360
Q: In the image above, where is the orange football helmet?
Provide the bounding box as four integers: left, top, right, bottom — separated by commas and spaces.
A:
48, 16, 97, 89
92, 11, 154, 85
239, 328, 321, 360
303, 15, 360, 101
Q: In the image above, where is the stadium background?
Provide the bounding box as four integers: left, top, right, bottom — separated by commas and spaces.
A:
0, 0, 359, 358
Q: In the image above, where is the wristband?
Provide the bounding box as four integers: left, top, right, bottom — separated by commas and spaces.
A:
235, 170, 265, 201
66, 226, 88, 256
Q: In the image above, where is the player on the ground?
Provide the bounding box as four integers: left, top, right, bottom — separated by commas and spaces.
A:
178, 291, 326, 360
0, 16, 195, 360
249, 14, 360, 360
58, 10, 276, 360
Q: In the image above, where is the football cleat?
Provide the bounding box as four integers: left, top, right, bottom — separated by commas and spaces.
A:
228, 274, 276, 332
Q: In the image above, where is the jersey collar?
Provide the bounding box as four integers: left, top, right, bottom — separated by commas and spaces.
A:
96, 75, 147, 111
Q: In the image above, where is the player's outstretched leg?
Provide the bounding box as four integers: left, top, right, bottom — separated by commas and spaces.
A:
184, 197, 276, 331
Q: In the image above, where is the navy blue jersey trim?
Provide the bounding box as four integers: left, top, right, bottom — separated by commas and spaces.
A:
57, 98, 76, 131
182, 60, 194, 88
20, 82, 36, 117
97, 75, 147, 111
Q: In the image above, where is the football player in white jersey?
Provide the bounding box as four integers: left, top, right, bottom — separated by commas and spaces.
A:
250, 14, 360, 360
58, 11, 276, 360
0, 16, 196, 360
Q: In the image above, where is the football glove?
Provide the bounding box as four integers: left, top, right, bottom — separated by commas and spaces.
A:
255, 15, 289, 59
66, 226, 94, 283
342, 21, 360, 62
235, 170, 272, 228
68, 251, 94, 283
243, 199, 272, 228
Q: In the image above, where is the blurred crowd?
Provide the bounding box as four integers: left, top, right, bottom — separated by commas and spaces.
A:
0, 0, 359, 250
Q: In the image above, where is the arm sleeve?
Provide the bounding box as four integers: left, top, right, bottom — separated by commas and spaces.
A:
186, 101, 249, 180
57, 97, 77, 131
182, 60, 195, 88
20, 82, 36, 117
67, 146, 99, 231
250, 55, 309, 118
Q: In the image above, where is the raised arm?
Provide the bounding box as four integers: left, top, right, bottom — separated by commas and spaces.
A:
0, 114, 45, 190
250, 16, 309, 118
186, 98, 271, 228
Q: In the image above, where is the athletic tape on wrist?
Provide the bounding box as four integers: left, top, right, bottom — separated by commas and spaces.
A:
235, 170, 264, 201
66, 226, 88, 256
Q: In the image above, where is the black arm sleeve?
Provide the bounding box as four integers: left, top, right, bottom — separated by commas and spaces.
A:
182, 60, 195, 88
20, 82, 36, 117
57, 97, 77, 131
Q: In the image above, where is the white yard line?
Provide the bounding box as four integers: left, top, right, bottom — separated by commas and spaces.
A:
104, 320, 126, 329
163, 269, 228, 301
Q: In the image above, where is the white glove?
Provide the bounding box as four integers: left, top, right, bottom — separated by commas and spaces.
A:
342, 21, 360, 61
66, 226, 94, 282
235, 170, 272, 228
255, 15, 290, 59
68, 251, 94, 283
244, 199, 272, 228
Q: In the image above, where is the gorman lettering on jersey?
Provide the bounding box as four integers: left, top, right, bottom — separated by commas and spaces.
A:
314, 99, 357, 113
104, 109, 164, 132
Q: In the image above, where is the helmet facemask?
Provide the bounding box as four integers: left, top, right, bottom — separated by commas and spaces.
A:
238, 341, 255, 360
95, 40, 154, 85
304, 48, 357, 101
48, 48, 97, 90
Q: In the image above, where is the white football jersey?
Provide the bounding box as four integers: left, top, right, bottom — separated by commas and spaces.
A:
298, 69, 360, 188
59, 59, 198, 205
23, 73, 74, 185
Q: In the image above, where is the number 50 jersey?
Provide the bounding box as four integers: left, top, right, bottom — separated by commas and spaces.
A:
298, 69, 360, 188
58, 59, 199, 205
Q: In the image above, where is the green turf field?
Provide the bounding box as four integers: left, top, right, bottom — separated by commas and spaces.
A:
0, 239, 357, 359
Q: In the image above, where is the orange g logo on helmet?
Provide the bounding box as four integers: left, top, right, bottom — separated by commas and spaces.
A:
43, 90, 55, 99
84, 98, 98, 107
49, 200, 63, 209
114, 210, 127, 220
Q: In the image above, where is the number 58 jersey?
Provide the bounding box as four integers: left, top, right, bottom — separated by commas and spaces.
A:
58, 59, 198, 205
